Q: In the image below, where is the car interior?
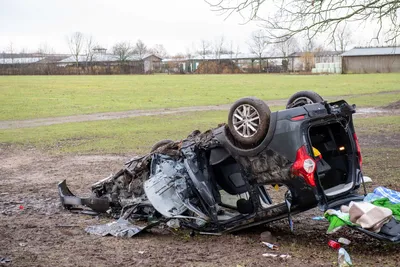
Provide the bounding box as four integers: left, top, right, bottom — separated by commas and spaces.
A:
309, 121, 355, 197
208, 147, 285, 219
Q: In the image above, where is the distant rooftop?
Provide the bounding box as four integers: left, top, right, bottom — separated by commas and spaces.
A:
93, 46, 106, 50
59, 53, 161, 63
341, 46, 400, 57
0, 54, 70, 64
0, 57, 43, 64
289, 51, 342, 57
162, 52, 285, 62
93, 47, 107, 54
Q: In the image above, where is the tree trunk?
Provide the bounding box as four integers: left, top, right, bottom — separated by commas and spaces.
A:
76, 59, 79, 74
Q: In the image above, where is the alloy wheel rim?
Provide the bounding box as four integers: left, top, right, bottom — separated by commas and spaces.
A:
232, 104, 260, 137
292, 96, 314, 107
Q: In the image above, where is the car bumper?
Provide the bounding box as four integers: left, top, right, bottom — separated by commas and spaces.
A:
58, 180, 110, 214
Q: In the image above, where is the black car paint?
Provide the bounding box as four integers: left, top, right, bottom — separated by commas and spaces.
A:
58, 100, 398, 242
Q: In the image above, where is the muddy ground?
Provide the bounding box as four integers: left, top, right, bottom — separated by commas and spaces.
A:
1, 125, 400, 266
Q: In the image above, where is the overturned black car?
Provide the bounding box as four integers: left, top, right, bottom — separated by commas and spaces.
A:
60, 91, 376, 237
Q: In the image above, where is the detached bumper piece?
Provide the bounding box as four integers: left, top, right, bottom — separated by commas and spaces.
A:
58, 180, 110, 215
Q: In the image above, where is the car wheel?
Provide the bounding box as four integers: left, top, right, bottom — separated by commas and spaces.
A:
228, 97, 271, 145
286, 91, 324, 109
150, 139, 174, 152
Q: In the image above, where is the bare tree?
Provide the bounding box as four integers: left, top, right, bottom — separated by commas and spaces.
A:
197, 40, 212, 73
234, 44, 241, 59
186, 42, 198, 58
84, 35, 96, 67
167, 53, 185, 74
213, 36, 226, 73
134, 39, 147, 59
275, 37, 299, 58
185, 47, 193, 60
298, 36, 324, 71
207, 0, 400, 45
213, 36, 225, 61
36, 43, 55, 74
112, 41, 134, 63
37, 42, 54, 55
300, 52, 315, 72
301, 32, 319, 52
185, 44, 197, 73
67, 32, 84, 68
248, 30, 269, 72
149, 44, 168, 58
274, 37, 298, 72
227, 41, 234, 61
305, 40, 317, 52
1, 51, 5, 64
228, 41, 241, 73
198, 40, 212, 59
19, 47, 28, 55
7, 41, 15, 64
333, 25, 352, 52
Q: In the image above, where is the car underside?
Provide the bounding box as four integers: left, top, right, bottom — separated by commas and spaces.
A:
58, 91, 399, 242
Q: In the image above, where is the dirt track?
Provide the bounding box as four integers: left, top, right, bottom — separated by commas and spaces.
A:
1, 127, 399, 266
0, 104, 235, 130
2, 101, 399, 130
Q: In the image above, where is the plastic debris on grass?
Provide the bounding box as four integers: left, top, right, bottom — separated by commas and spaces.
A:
262, 241, 279, 250
338, 248, 353, 267
363, 176, 372, 183
0, 257, 11, 264
312, 216, 326, 221
328, 240, 341, 250
85, 218, 160, 237
338, 237, 351, 245
262, 253, 291, 259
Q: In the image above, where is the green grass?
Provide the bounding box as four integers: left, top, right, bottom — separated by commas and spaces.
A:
354, 115, 400, 134
350, 115, 400, 190
0, 74, 399, 120
362, 147, 400, 191
0, 110, 228, 154
1, 106, 398, 155
345, 92, 400, 107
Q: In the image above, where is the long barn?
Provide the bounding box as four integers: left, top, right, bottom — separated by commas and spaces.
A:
341, 46, 400, 74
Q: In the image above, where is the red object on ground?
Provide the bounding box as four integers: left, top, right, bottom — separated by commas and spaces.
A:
19, 205, 24, 210
328, 240, 341, 250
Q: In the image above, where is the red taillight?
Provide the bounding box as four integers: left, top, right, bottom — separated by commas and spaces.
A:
291, 115, 305, 121
353, 133, 362, 168
292, 145, 316, 187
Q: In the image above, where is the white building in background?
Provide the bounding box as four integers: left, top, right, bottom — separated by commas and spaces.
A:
288, 51, 342, 72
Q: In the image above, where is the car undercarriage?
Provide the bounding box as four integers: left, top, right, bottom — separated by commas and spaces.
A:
58, 91, 399, 242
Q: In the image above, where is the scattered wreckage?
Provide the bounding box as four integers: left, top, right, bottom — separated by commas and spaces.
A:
59, 91, 399, 242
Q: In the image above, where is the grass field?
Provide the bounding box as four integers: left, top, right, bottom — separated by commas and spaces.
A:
346, 92, 400, 107
0, 74, 399, 120
0, 110, 227, 154
0, 73, 399, 154
1, 109, 398, 154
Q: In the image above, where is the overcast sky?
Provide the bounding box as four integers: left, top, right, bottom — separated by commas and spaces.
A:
1, 0, 385, 56
0, 0, 265, 55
